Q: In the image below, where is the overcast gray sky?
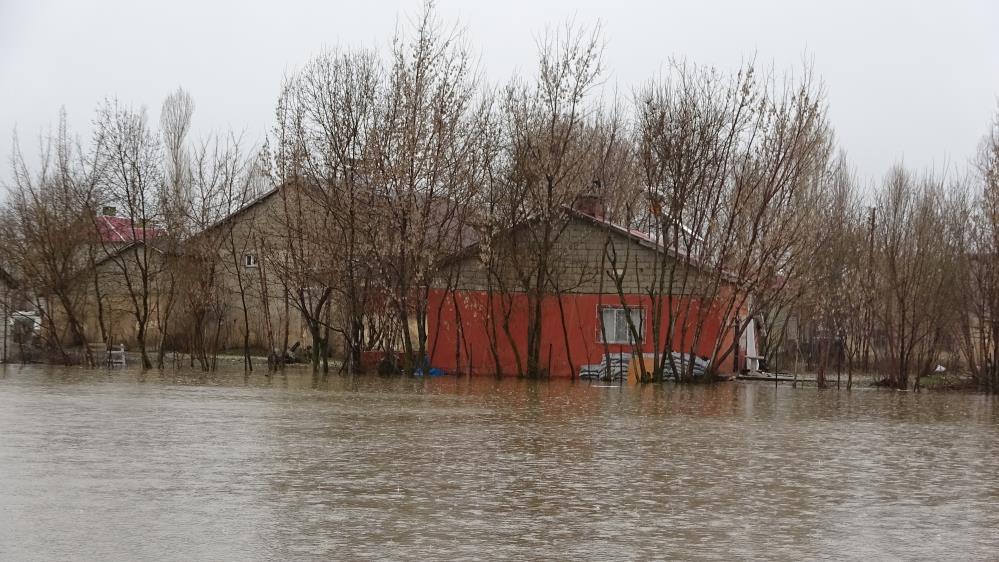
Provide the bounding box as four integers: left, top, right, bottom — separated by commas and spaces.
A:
2, 0, 997, 189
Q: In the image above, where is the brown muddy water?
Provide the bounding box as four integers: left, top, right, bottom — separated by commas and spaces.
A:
1, 364, 997, 561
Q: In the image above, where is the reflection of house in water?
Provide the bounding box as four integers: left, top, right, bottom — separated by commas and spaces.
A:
428, 196, 746, 378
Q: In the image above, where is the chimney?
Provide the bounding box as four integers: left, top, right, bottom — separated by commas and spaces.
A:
572, 193, 605, 220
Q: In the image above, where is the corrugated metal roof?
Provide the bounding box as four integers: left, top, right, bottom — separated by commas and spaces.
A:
94, 215, 164, 243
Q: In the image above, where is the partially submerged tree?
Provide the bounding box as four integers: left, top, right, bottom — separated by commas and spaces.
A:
176, 133, 252, 371
869, 167, 958, 390
367, 4, 482, 372
0, 111, 99, 364
953, 107, 999, 393
477, 22, 606, 378
6, 7, 999, 393
288, 47, 381, 374
622, 61, 831, 382
270, 79, 338, 374
797, 155, 866, 388
92, 99, 164, 369
154, 88, 194, 368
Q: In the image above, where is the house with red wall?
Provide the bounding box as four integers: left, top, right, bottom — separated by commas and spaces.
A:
427, 198, 747, 378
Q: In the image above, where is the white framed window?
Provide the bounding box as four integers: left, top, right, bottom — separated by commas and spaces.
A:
599, 306, 645, 344
243, 253, 259, 268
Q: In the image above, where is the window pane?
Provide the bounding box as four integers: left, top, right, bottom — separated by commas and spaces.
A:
615, 309, 629, 343
629, 309, 644, 342
598, 307, 644, 343
601, 308, 616, 341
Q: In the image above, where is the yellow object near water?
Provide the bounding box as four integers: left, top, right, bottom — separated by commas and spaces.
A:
626, 354, 657, 383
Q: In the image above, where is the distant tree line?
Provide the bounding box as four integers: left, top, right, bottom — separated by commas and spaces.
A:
1, 2, 998, 391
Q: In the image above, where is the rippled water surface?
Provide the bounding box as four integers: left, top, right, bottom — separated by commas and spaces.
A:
1, 364, 998, 561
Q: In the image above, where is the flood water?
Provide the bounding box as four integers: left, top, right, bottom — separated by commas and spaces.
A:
1, 364, 997, 561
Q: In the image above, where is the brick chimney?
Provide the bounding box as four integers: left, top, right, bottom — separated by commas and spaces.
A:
572, 194, 605, 220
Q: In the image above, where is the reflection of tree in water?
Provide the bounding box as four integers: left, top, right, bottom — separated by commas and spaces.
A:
632, 381, 740, 418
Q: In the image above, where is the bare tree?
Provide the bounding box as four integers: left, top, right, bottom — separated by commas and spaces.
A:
92, 99, 164, 369
173, 133, 251, 371
270, 79, 337, 374
366, 2, 482, 373
798, 154, 865, 388
0, 111, 100, 364
869, 167, 957, 390
155, 87, 194, 368
626, 60, 831, 382
477, 21, 605, 378
11, 9, 999, 396
953, 107, 999, 393
290, 46, 381, 374
215, 138, 255, 371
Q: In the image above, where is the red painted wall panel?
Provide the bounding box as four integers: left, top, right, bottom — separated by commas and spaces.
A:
427, 289, 744, 377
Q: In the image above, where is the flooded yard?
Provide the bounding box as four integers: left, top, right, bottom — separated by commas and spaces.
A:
1, 364, 997, 561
